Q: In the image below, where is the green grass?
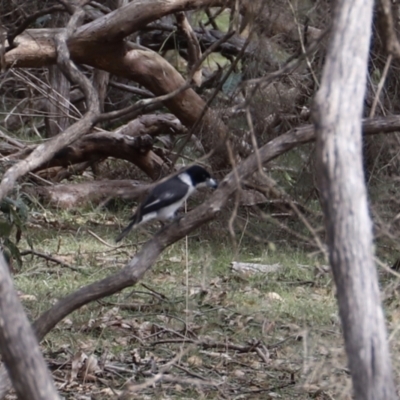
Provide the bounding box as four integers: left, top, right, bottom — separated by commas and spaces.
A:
8, 207, 377, 399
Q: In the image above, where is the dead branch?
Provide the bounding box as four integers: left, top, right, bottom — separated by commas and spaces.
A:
109, 81, 154, 98
20, 250, 81, 272
0, 6, 100, 202
141, 23, 252, 59
96, 78, 193, 123
72, 0, 225, 44
113, 113, 187, 137
0, 129, 25, 150
45, 161, 93, 183
42, 131, 166, 178
0, 112, 189, 185
93, 69, 109, 112
176, 12, 202, 86
45, 12, 71, 138
38, 114, 186, 177
150, 338, 261, 353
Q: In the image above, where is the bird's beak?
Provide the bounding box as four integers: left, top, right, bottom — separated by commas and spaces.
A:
206, 178, 218, 189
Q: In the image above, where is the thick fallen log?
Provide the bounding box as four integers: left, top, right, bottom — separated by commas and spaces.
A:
1, 114, 187, 180
230, 262, 281, 275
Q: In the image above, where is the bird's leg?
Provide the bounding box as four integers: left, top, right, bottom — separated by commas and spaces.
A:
156, 220, 167, 233
174, 215, 184, 224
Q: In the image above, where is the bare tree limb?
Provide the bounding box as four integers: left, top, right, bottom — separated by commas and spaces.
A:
109, 81, 154, 98
43, 131, 167, 179
73, 0, 226, 44
4, 114, 185, 179
20, 250, 80, 272
176, 12, 202, 86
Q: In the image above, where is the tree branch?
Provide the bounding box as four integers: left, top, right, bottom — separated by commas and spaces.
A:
73, 0, 225, 44
27, 113, 400, 342
176, 12, 202, 86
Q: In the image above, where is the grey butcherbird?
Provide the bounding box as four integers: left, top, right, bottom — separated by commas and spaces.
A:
116, 165, 218, 242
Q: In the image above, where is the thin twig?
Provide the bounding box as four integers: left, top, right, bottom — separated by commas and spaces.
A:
369, 54, 392, 118
140, 283, 169, 300
87, 229, 118, 249
20, 250, 82, 272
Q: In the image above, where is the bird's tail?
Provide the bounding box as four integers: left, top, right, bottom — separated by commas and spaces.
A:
115, 214, 140, 242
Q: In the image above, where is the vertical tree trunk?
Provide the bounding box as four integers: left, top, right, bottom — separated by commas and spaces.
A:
0, 253, 60, 400
45, 15, 70, 138
313, 1, 397, 399
93, 69, 109, 113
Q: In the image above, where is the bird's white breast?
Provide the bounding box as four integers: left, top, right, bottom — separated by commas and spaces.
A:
156, 174, 195, 221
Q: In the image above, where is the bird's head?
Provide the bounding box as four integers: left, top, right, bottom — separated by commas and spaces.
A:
185, 165, 218, 189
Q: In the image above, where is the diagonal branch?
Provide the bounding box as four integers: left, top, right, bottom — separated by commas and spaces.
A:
31, 113, 400, 341
31, 123, 308, 342
73, 0, 225, 44
176, 12, 202, 86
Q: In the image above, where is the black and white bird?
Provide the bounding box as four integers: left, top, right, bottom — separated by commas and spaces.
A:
116, 165, 218, 242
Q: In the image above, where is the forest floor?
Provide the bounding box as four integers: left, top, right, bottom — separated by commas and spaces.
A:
6, 207, 400, 400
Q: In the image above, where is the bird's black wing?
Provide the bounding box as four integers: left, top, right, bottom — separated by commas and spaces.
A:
140, 177, 189, 214
116, 177, 189, 243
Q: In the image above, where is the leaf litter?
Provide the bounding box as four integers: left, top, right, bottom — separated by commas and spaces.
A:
11, 212, 359, 399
